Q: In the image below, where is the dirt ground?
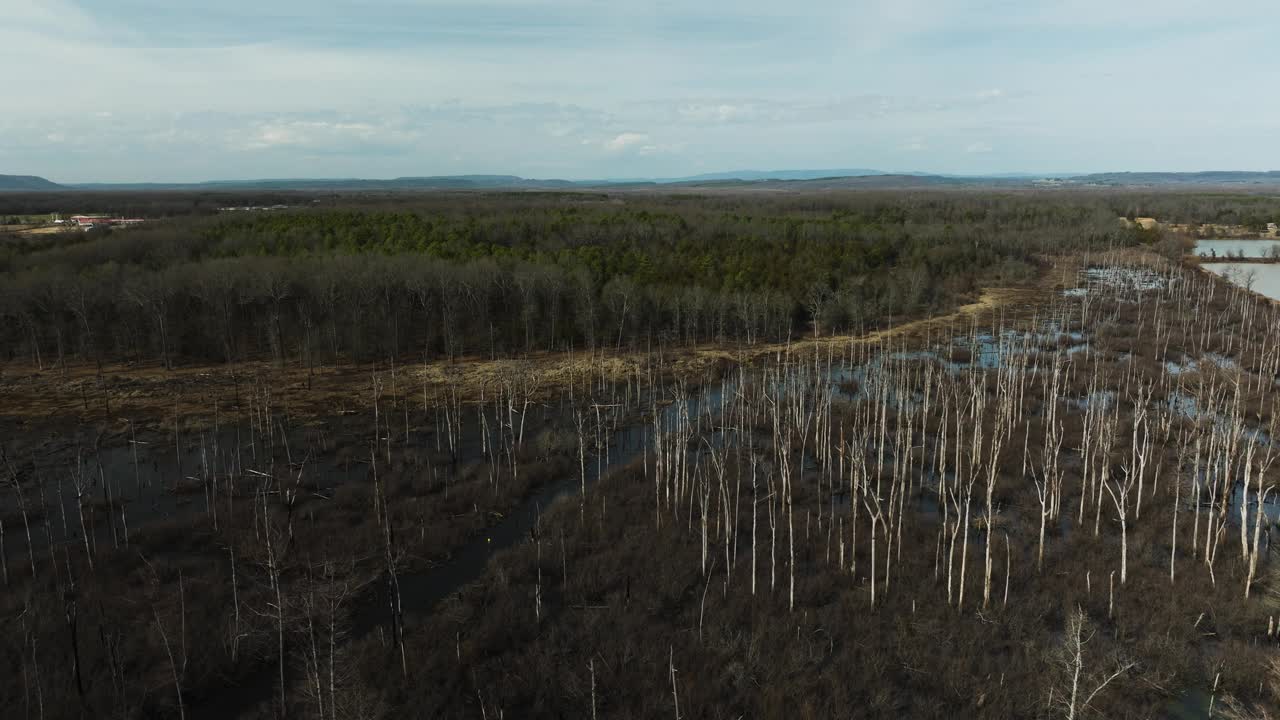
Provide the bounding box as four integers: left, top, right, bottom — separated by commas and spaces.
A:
16, 225, 77, 236
1, 224, 79, 238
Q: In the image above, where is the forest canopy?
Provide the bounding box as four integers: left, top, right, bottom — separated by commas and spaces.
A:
0, 191, 1178, 368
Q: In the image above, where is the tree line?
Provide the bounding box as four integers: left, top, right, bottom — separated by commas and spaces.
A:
1114, 192, 1280, 229
0, 192, 1143, 368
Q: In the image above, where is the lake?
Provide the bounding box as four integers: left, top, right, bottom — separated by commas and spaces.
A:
1200, 262, 1280, 300
1193, 238, 1280, 258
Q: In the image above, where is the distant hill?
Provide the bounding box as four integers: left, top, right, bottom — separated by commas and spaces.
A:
19, 170, 1280, 193
60, 170, 957, 192
656, 173, 1016, 191
661, 169, 895, 183
0, 174, 63, 191
68, 175, 579, 191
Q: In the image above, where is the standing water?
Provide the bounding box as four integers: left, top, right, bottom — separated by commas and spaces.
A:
1194, 239, 1280, 259
1200, 263, 1280, 300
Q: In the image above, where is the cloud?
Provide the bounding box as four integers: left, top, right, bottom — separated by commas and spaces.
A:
242, 120, 380, 151
6, 0, 99, 34
676, 102, 758, 123
4, 0, 1280, 180
638, 141, 684, 157
603, 132, 651, 152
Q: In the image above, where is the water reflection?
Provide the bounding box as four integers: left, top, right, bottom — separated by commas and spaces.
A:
1201, 263, 1280, 300
1194, 239, 1280, 259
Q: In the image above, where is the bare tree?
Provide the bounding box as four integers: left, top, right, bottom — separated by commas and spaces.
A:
1052, 608, 1135, 720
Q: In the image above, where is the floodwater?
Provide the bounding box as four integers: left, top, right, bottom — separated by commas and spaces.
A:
1063, 266, 1172, 298
6, 320, 1091, 590
1079, 266, 1170, 293
1164, 353, 1239, 376
1165, 689, 1212, 720
1200, 262, 1280, 300
3, 315, 1245, 719
1193, 239, 1280, 259
351, 416, 653, 634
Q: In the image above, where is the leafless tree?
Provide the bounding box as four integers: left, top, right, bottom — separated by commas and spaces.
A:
1051, 608, 1134, 720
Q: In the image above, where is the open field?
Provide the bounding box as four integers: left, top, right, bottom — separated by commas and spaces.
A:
14, 224, 77, 236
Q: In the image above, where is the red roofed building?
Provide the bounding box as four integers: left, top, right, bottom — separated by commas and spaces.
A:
70, 215, 146, 229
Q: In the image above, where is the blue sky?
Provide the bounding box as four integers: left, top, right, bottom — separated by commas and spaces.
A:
2, 0, 1277, 183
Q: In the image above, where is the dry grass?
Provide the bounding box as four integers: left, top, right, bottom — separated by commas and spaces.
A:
691, 286, 1044, 366
0, 282, 1051, 431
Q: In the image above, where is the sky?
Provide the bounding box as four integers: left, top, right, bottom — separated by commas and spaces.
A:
2, 0, 1277, 183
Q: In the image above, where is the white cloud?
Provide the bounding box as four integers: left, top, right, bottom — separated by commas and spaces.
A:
677, 102, 756, 123
638, 141, 684, 157
3, 0, 1279, 180
603, 132, 650, 152
242, 120, 381, 151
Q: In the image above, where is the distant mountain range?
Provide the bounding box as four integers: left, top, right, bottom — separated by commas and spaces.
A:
5, 170, 1280, 192
67, 175, 581, 192
656, 169, 894, 182
0, 174, 64, 191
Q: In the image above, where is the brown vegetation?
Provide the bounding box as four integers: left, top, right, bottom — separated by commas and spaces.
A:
6, 191, 1280, 719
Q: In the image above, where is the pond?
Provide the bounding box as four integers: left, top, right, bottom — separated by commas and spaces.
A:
1193, 239, 1280, 258
1200, 262, 1280, 300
